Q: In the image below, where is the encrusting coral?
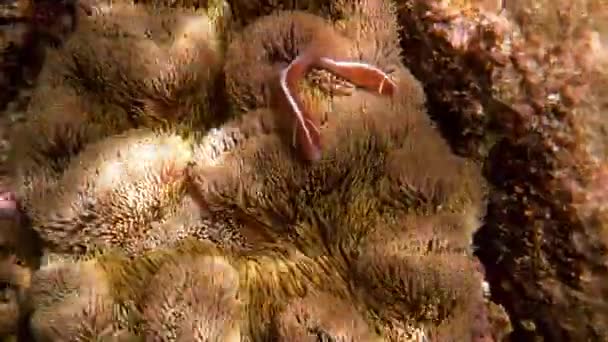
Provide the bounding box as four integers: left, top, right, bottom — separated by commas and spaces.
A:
394, 0, 608, 339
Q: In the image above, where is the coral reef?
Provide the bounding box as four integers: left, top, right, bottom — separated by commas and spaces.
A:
394, 0, 608, 340
12, 0, 608, 340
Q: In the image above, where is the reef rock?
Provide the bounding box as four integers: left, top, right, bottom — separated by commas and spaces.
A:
395, 0, 608, 340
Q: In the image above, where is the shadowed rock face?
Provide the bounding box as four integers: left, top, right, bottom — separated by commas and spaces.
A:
394, 0, 608, 340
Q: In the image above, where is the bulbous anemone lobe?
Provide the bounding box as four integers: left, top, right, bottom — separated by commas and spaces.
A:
225, 11, 396, 161
354, 213, 489, 341
226, 0, 403, 69
8, 4, 225, 245
23, 259, 117, 341
10, 86, 108, 179
189, 75, 485, 339
141, 255, 240, 342
275, 292, 381, 341
57, 4, 223, 125
326, 0, 403, 68
22, 129, 193, 256
0, 0, 96, 221
13, 2, 223, 175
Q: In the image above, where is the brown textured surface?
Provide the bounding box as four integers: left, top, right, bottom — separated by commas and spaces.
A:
2, 0, 607, 340
395, 0, 608, 340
